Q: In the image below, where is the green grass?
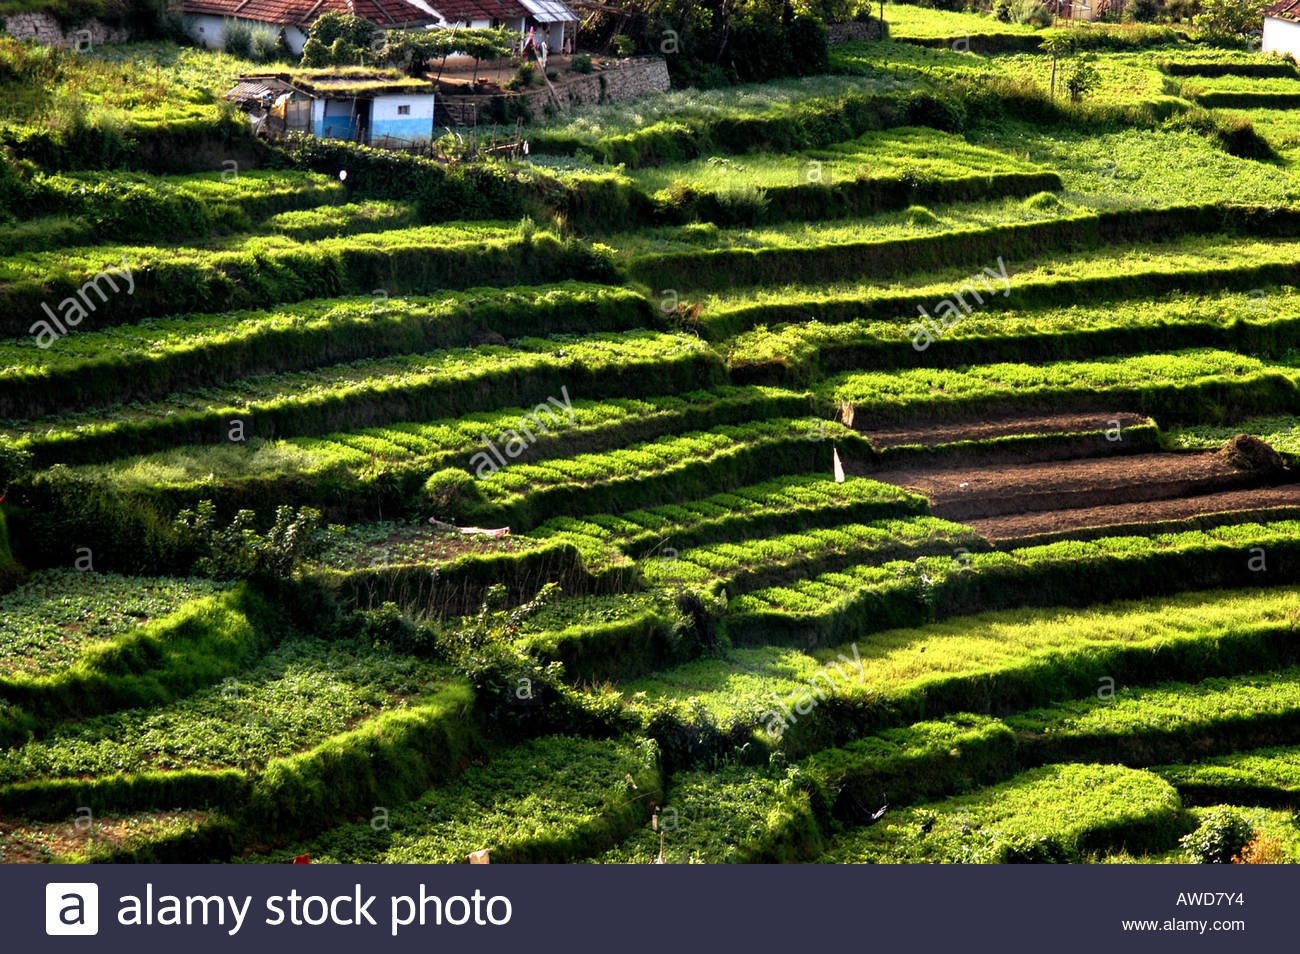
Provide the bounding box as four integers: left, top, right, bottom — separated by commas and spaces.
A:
1166, 415, 1300, 457
723, 287, 1300, 381
986, 125, 1300, 208
0, 569, 224, 679
2, 331, 718, 465
627, 126, 1048, 193
622, 585, 1300, 727
247, 735, 660, 864
882, 4, 1040, 37
60, 387, 804, 513
605, 195, 1077, 258
0, 638, 448, 784
592, 761, 818, 863
640, 515, 983, 593
523, 74, 913, 149
0, 39, 259, 126
528, 473, 927, 566
1104, 805, 1300, 863
819, 348, 1289, 423
464, 418, 867, 529
818, 763, 1182, 863
1154, 746, 1300, 808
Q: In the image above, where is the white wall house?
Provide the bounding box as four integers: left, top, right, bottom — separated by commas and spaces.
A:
188, 14, 309, 54
1264, 0, 1300, 59
183, 0, 439, 55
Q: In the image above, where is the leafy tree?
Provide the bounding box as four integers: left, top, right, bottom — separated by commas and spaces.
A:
1192, 0, 1266, 41
0, 436, 31, 497
1040, 33, 1074, 98
173, 501, 329, 585
1065, 52, 1100, 101
299, 12, 383, 66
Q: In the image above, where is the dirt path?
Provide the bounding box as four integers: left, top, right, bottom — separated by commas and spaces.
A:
867, 450, 1275, 521
865, 411, 1150, 449
969, 484, 1300, 543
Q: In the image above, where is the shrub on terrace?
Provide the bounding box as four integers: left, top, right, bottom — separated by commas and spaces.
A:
1180, 807, 1255, 863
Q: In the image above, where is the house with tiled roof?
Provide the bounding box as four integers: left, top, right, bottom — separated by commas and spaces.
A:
184, 0, 578, 56
1264, 0, 1300, 59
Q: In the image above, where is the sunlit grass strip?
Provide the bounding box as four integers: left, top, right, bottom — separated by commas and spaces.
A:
725, 289, 1300, 386
528, 474, 928, 567
818, 763, 1182, 863
463, 419, 873, 531
631, 204, 1300, 297
732, 520, 1300, 648
0, 284, 657, 419
818, 349, 1298, 426
5, 331, 721, 467
641, 515, 984, 595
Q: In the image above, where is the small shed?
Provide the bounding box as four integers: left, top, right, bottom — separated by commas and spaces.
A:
1264, 0, 1300, 59
518, 0, 579, 51
227, 72, 439, 148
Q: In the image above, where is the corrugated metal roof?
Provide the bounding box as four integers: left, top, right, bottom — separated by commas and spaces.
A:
518, 0, 579, 22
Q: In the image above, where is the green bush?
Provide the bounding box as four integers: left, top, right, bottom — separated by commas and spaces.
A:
250, 27, 281, 63
222, 18, 254, 58
423, 468, 483, 514
572, 54, 593, 74
1180, 807, 1255, 863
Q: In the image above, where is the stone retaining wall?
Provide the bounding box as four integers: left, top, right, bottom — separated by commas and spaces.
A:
440, 56, 671, 125
1, 12, 133, 47
827, 20, 885, 43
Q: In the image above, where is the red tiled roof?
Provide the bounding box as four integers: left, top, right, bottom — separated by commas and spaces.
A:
429, 0, 528, 21
182, 0, 443, 27
1266, 0, 1300, 21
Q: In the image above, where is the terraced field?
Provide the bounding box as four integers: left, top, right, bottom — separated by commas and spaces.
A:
5, 9, 1300, 866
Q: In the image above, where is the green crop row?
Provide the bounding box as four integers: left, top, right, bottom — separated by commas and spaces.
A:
631, 126, 1046, 194
0, 636, 449, 786
0, 678, 482, 845
0, 169, 345, 251
0, 222, 617, 337
641, 515, 985, 595
521, 603, 697, 686
1153, 746, 1300, 809
61, 387, 812, 527
458, 419, 874, 532
5, 331, 721, 468
0, 283, 657, 419
314, 541, 602, 622
698, 231, 1300, 340
622, 585, 1300, 756
819, 349, 1298, 426
1167, 414, 1300, 461
0, 584, 283, 747
528, 473, 928, 568
593, 761, 822, 863
255, 201, 418, 241
731, 520, 1300, 648
242, 735, 661, 865
819, 763, 1182, 863
0, 568, 222, 679
631, 203, 1300, 295
726, 288, 1300, 386
529, 86, 946, 168
811, 667, 1300, 822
